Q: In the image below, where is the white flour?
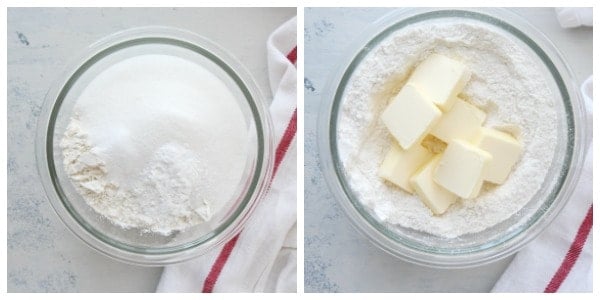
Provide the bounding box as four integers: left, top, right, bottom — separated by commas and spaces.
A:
338, 20, 557, 238
61, 54, 249, 235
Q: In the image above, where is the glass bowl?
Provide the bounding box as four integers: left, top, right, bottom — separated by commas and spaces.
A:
36, 27, 274, 266
318, 8, 588, 268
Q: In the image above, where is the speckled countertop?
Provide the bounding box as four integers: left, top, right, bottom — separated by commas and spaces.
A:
304, 8, 592, 292
7, 7, 295, 292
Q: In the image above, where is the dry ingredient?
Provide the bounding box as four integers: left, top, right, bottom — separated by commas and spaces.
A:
61, 54, 249, 235
338, 20, 557, 238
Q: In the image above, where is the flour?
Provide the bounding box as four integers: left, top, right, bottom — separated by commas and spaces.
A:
337, 20, 557, 238
61, 54, 249, 235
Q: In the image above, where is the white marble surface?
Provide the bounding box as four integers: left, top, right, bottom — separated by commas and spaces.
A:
303, 7, 592, 292
7, 7, 295, 292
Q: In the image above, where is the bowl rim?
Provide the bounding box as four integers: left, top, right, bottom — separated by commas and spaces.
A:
317, 8, 588, 268
35, 26, 274, 266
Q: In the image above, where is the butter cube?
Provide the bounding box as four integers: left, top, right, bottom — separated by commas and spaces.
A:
378, 142, 433, 194
434, 140, 492, 199
468, 179, 484, 199
381, 84, 442, 149
408, 54, 471, 111
410, 155, 458, 215
430, 98, 486, 143
473, 127, 523, 184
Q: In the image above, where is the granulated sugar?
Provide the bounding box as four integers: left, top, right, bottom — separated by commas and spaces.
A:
61, 54, 249, 235
337, 20, 557, 238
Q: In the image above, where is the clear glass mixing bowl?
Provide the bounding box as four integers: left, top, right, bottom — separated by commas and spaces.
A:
318, 8, 588, 268
36, 27, 274, 266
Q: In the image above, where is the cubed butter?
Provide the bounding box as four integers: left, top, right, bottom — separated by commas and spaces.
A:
468, 179, 484, 199
408, 54, 471, 111
410, 155, 458, 215
381, 84, 442, 149
434, 140, 492, 199
473, 127, 523, 184
378, 142, 433, 194
430, 98, 486, 143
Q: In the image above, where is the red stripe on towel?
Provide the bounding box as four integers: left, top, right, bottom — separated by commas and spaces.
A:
273, 108, 297, 176
544, 205, 593, 292
286, 46, 297, 65
202, 234, 240, 293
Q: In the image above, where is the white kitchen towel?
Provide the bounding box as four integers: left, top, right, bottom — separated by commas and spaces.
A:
555, 8, 593, 28
492, 76, 593, 292
156, 17, 297, 293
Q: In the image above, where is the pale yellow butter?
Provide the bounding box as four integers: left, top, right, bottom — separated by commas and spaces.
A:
378, 142, 433, 194
381, 84, 442, 149
467, 178, 484, 199
430, 98, 486, 143
407, 54, 471, 111
434, 139, 492, 199
473, 127, 523, 184
410, 155, 458, 215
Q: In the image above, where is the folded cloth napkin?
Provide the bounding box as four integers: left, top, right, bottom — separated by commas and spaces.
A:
156, 17, 297, 293
493, 75, 593, 292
